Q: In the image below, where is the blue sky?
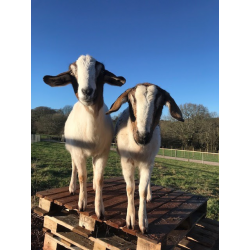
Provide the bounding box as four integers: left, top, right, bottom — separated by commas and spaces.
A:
31, 0, 219, 117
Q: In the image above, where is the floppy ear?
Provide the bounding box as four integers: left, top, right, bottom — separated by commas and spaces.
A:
106, 88, 132, 115
103, 70, 126, 86
43, 71, 78, 95
164, 91, 184, 122
43, 71, 73, 87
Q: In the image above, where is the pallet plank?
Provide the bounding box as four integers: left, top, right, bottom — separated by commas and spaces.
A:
89, 235, 136, 250
37, 177, 124, 199
122, 191, 187, 236
177, 237, 211, 250
37, 186, 74, 198
196, 221, 219, 234
33, 206, 49, 216
44, 233, 58, 250
44, 186, 98, 202
45, 215, 94, 250
137, 195, 207, 244
54, 193, 95, 207
64, 183, 128, 210
80, 185, 130, 217
37, 180, 212, 250
53, 213, 79, 230
79, 213, 96, 231
186, 231, 215, 248
191, 225, 219, 240
105, 186, 170, 230
72, 226, 92, 238
202, 218, 219, 227
137, 237, 162, 250
165, 211, 206, 248
56, 231, 94, 250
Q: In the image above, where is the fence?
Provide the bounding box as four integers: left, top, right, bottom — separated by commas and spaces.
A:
111, 143, 219, 163
31, 134, 40, 143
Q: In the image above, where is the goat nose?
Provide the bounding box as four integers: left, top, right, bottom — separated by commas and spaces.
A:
82, 88, 93, 96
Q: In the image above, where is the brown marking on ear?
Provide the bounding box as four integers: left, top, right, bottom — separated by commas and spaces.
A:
103, 70, 126, 86
106, 88, 132, 115
165, 93, 184, 122
43, 71, 72, 87
75, 92, 79, 100
152, 85, 183, 122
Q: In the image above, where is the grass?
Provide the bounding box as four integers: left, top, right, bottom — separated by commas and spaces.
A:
112, 144, 219, 163
157, 148, 219, 162
31, 141, 219, 221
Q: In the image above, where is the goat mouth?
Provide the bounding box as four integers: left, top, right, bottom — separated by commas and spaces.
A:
81, 92, 97, 106
134, 131, 151, 146
134, 137, 150, 146
80, 98, 94, 106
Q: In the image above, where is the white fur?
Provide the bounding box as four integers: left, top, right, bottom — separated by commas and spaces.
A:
115, 107, 161, 233
76, 55, 97, 102
64, 54, 114, 218
135, 85, 157, 134
65, 102, 114, 217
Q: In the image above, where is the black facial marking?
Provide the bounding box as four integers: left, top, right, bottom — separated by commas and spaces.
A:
70, 75, 78, 94
128, 101, 136, 122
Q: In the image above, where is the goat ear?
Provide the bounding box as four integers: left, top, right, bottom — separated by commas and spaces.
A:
103, 70, 126, 86
164, 91, 184, 122
106, 88, 132, 115
43, 71, 73, 87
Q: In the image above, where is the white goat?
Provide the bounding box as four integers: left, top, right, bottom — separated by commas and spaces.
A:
43, 54, 126, 218
106, 83, 184, 233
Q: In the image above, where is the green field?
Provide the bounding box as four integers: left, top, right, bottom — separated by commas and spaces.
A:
157, 148, 219, 163
112, 144, 219, 163
31, 141, 219, 220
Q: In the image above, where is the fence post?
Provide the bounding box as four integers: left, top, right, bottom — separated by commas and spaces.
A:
175, 150, 176, 159
202, 152, 204, 164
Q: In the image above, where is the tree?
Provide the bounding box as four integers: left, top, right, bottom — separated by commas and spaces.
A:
62, 105, 73, 116
160, 103, 219, 152
36, 113, 66, 135
31, 106, 69, 135
31, 107, 57, 134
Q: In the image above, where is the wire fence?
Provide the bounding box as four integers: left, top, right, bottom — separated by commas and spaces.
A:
111, 143, 219, 163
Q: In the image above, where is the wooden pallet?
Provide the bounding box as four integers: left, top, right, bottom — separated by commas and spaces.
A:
34, 177, 218, 250
41, 211, 218, 250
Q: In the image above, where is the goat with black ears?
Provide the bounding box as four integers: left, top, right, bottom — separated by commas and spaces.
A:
106, 83, 184, 233
43, 54, 126, 219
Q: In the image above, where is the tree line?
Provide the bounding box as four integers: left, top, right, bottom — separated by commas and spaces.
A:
31, 103, 219, 153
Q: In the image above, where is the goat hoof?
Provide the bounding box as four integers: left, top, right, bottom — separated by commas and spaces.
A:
140, 227, 148, 234
96, 210, 105, 220
98, 213, 104, 220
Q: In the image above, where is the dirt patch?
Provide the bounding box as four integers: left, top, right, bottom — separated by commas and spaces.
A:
31, 210, 44, 250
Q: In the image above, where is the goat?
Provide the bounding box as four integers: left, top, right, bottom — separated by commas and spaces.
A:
106, 83, 184, 233
43, 54, 126, 218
